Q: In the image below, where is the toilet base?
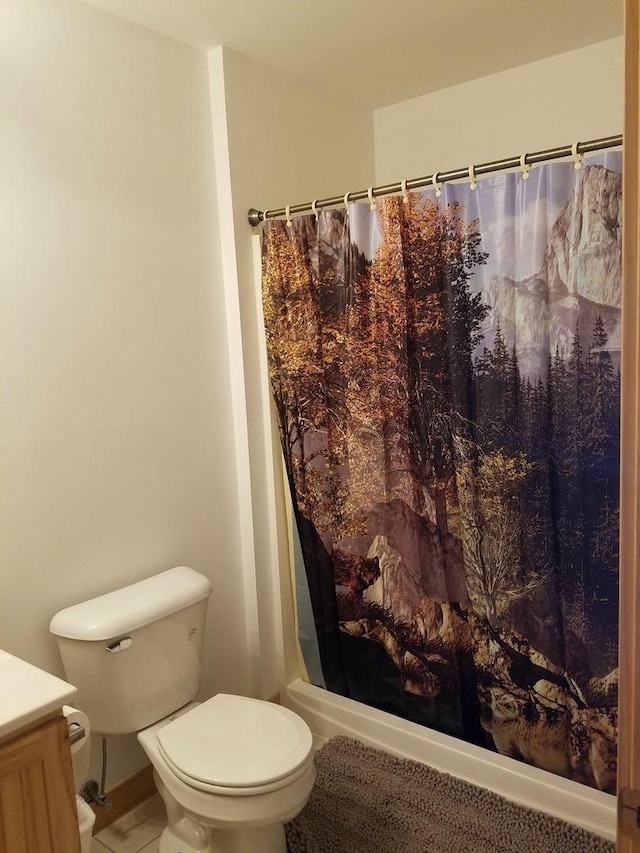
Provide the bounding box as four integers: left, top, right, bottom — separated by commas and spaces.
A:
154, 770, 289, 853
158, 819, 287, 853
158, 824, 208, 853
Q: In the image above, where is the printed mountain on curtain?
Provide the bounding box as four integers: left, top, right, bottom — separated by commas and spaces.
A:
483, 165, 621, 379
262, 157, 620, 794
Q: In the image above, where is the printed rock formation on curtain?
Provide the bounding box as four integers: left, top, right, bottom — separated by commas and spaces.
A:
262, 154, 621, 794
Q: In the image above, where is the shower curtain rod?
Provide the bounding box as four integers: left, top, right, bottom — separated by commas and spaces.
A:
246, 134, 622, 227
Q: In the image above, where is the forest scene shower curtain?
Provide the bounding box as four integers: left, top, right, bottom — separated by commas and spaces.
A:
261, 153, 621, 793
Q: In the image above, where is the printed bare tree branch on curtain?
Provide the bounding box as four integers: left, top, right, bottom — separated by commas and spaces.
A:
345, 196, 489, 531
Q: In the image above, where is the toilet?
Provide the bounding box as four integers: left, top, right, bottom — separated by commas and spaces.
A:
50, 566, 316, 853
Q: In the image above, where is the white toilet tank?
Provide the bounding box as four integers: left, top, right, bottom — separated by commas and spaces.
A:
50, 567, 212, 735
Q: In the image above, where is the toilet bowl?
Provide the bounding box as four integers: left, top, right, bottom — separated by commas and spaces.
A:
138, 696, 315, 853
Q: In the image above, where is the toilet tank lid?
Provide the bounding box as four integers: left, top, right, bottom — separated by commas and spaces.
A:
49, 566, 212, 641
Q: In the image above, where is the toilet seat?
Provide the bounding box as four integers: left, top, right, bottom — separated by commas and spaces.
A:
156, 694, 314, 796
157, 746, 314, 797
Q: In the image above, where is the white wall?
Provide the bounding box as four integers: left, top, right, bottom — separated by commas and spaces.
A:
207, 47, 376, 699
0, 0, 250, 785
374, 38, 623, 184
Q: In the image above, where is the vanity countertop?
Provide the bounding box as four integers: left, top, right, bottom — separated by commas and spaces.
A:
0, 649, 76, 739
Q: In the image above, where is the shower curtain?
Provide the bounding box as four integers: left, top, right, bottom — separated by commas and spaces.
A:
261, 153, 621, 793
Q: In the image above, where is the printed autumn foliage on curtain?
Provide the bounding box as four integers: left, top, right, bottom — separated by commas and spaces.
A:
262, 155, 621, 793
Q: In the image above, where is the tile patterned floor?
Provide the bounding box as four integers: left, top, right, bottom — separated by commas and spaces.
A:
91, 794, 166, 853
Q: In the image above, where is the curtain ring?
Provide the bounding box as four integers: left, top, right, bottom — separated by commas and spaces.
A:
432, 172, 442, 198
367, 186, 376, 210
469, 164, 478, 191
520, 153, 530, 181
285, 205, 292, 227
263, 209, 270, 222
311, 199, 319, 221
400, 178, 409, 204
343, 192, 351, 216
572, 141, 583, 170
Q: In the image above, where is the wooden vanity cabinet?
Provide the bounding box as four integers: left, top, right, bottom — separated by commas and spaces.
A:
0, 710, 81, 853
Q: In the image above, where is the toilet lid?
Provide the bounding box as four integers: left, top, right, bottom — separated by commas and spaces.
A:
156, 694, 313, 788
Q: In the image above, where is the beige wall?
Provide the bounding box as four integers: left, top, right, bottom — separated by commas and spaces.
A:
208, 47, 376, 698
0, 0, 250, 784
374, 38, 623, 184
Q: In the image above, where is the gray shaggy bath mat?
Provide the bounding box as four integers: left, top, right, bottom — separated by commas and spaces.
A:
285, 736, 613, 853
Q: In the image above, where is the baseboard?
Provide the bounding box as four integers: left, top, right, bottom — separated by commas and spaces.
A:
91, 764, 156, 835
